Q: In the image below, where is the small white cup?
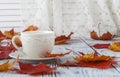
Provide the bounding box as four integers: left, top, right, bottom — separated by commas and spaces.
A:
12, 31, 55, 58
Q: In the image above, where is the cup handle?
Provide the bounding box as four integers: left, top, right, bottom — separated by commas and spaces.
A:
12, 35, 21, 50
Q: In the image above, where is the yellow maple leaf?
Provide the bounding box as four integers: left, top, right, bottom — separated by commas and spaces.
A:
4, 28, 19, 39
109, 42, 120, 52
74, 52, 112, 62
0, 55, 19, 71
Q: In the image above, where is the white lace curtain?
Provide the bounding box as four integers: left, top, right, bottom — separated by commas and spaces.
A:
23, 0, 120, 38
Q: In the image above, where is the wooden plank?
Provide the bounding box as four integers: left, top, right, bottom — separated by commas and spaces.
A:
113, 62, 120, 74
56, 66, 120, 77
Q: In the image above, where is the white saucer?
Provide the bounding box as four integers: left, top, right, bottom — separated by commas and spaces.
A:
9, 50, 60, 61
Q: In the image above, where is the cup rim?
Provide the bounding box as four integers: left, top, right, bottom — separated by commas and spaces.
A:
21, 30, 54, 35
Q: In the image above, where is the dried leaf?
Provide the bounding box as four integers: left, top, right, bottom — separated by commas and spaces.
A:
108, 42, 120, 52
90, 31, 114, 40
76, 60, 117, 69
58, 51, 116, 69
23, 25, 38, 32
0, 56, 18, 71
93, 44, 110, 49
74, 52, 112, 62
90, 31, 99, 40
13, 62, 56, 75
58, 60, 117, 69
45, 51, 71, 58
0, 44, 16, 59
0, 37, 6, 42
100, 32, 114, 40
4, 28, 19, 39
55, 32, 74, 45
0, 61, 9, 71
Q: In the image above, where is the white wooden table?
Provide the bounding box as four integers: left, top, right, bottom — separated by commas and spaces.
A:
1, 37, 120, 77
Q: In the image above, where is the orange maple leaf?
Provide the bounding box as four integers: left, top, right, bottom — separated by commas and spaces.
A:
90, 30, 115, 40
4, 28, 19, 39
23, 25, 38, 32
0, 55, 18, 71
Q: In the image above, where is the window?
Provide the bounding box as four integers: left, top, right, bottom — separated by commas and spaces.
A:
0, 0, 24, 31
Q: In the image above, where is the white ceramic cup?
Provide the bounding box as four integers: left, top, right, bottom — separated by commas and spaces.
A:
12, 31, 55, 58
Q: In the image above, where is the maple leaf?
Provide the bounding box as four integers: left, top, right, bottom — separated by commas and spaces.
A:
77, 60, 117, 69
45, 51, 71, 58
55, 32, 74, 45
93, 44, 110, 49
57, 60, 117, 69
108, 42, 120, 52
90, 31, 115, 40
0, 61, 9, 71
13, 62, 56, 75
4, 28, 19, 39
90, 30, 99, 40
100, 32, 115, 40
0, 44, 16, 59
57, 51, 116, 69
23, 25, 39, 32
0, 56, 18, 71
90, 23, 115, 40
74, 52, 112, 62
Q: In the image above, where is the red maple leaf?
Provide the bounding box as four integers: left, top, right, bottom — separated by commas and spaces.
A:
13, 62, 56, 75
93, 44, 110, 49
58, 51, 117, 69
55, 32, 74, 45
90, 31, 115, 40
90, 23, 115, 40
0, 45, 16, 59
23, 25, 39, 32
57, 60, 116, 69
0, 30, 6, 42
77, 60, 117, 69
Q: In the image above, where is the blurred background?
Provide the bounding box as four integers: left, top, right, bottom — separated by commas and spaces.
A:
0, 0, 120, 38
